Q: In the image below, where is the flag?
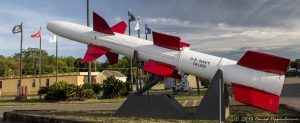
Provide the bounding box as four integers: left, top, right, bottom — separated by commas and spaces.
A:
128, 9, 136, 22
49, 35, 57, 43
145, 24, 151, 34
31, 29, 41, 38
12, 25, 22, 34
135, 19, 140, 31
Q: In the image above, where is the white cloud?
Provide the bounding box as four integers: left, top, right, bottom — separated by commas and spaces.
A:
169, 22, 300, 59
144, 17, 190, 27
0, 2, 85, 57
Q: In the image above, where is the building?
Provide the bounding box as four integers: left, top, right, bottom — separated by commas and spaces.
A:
95, 70, 127, 84
0, 72, 99, 96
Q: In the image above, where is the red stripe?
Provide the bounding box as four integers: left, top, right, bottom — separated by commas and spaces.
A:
237, 51, 290, 75
232, 83, 280, 112
143, 60, 174, 77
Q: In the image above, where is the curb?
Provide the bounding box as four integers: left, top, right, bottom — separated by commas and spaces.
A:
3, 104, 300, 123
3, 110, 99, 123
280, 104, 300, 114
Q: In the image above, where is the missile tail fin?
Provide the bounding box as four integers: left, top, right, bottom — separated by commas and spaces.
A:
105, 52, 119, 64
232, 83, 280, 112
93, 12, 114, 35
237, 51, 290, 75
143, 60, 174, 77
152, 31, 190, 51
111, 21, 127, 34
82, 44, 109, 63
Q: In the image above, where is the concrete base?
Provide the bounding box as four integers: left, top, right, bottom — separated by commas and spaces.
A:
115, 94, 189, 119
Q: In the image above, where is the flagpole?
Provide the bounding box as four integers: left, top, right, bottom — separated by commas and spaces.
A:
39, 27, 42, 96
87, 0, 92, 85
19, 23, 23, 97
137, 17, 141, 90
128, 9, 133, 92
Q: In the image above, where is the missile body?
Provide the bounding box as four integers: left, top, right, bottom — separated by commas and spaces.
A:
47, 12, 289, 112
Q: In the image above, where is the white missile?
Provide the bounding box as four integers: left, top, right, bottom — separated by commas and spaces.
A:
47, 12, 290, 112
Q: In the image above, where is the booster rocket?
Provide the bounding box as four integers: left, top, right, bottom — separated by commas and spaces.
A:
47, 12, 290, 112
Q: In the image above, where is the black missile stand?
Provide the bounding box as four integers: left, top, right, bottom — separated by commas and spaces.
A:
115, 51, 229, 121
191, 69, 230, 122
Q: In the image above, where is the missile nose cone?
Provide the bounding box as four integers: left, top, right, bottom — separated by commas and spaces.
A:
47, 21, 61, 32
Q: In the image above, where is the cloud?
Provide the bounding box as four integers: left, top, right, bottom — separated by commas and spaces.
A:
1, 0, 300, 61
174, 22, 300, 60
144, 18, 190, 27
0, 1, 85, 57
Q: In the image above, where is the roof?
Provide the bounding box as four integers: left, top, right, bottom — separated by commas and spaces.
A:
101, 70, 126, 77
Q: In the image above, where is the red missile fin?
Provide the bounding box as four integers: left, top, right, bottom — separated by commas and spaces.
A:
111, 21, 127, 34
237, 51, 290, 75
82, 44, 109, 63
232, 83, 280, 112
152, 31, 181, 51
143, 60, 175, 77
180, 41, 190, 48
93, 12, 114, 35
105, 52, 119, 64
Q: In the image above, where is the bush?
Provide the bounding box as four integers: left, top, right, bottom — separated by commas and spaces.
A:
102, 76, 129, 99
40, 81, 97, 101
44, 81, 74, 101
38, 86, 49, 95
82, 83, 102, 94
67, 85, 95, 101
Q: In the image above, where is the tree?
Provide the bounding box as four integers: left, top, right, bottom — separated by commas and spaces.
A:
0, 56, 18, 77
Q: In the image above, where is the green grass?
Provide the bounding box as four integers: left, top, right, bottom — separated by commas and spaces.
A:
0, 89, 205, 106
0, 97, 127, 106
14, 105, 299, 123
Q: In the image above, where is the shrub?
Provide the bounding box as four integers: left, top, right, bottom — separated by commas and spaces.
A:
44, 81, 74, 101
102, 76, 129, 99
38, 86, 49, 95
82, 83, 102, 94
39, 81, 100, 101
67, 85, 95, 100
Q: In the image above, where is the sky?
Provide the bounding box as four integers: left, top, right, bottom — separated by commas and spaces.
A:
1, 0, 300, 61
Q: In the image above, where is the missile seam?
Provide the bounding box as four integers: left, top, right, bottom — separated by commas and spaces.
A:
137, 49, 175, 59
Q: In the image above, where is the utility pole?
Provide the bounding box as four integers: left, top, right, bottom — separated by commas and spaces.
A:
87, 0, 91, 85
19, 23, 23, 97
136, 17, 143, 89
56, 36, 58, 83
39, 26, 42, 92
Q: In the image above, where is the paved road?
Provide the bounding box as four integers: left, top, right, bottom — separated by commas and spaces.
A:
0, 100, 198, 123
0, 103, 122, 123
1, 77, 299, 122
280, 77, 300, 110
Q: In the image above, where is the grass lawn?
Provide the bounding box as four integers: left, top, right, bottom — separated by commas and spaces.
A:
0, 89, 205, 106
14, 105, 300, 123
